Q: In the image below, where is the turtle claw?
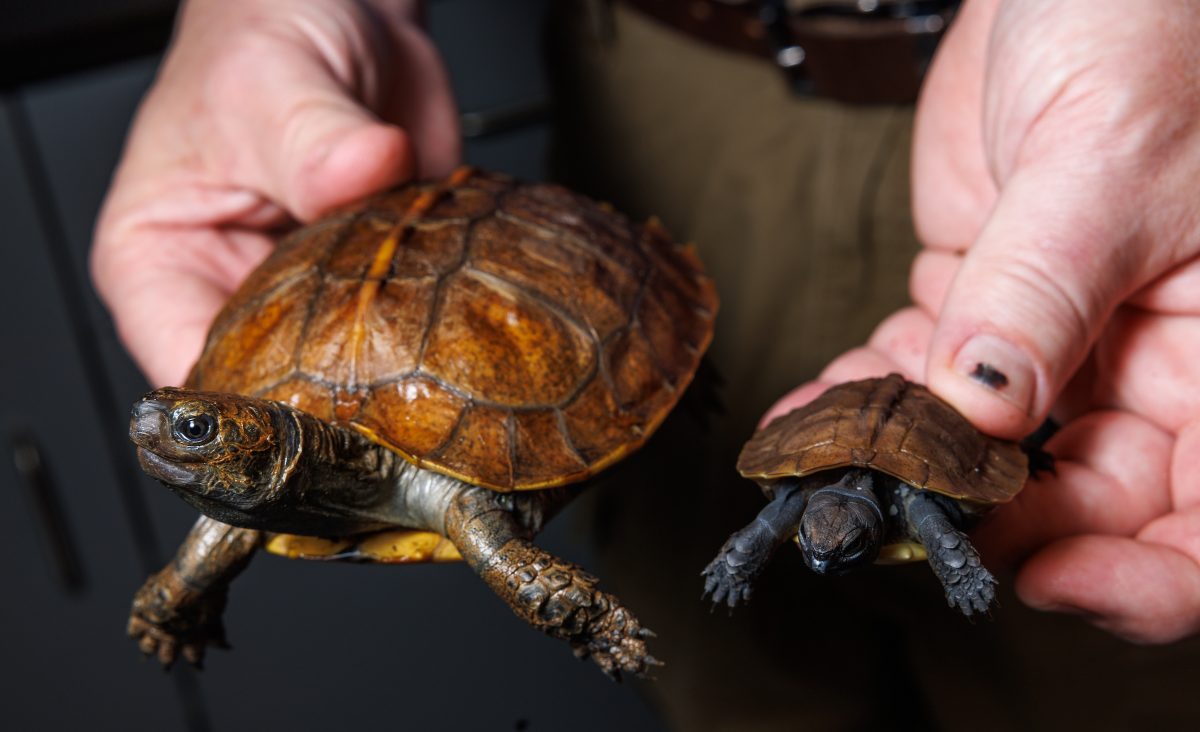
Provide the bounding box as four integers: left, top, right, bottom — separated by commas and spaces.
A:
128, 570, 229, 670
927, 530, 998, 618
908, 494, 1001, 619
129, 613, 213, 670
945, 565, 997, 618
571, 606, 656, 680
484, 542, 659, 679
572, 637, 646, 681
700, 553, 755, 612
701, 517, 788, 612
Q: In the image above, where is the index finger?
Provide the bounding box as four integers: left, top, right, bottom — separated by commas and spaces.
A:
973, 409, 1173, 569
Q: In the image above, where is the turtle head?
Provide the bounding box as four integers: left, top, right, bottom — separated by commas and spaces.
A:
797, 471, 883, 575
130, 388, 289, 517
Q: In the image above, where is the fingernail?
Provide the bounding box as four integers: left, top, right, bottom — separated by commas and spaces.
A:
953, 334, 1036, 415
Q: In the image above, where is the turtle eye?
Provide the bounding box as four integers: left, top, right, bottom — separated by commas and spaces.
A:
843, 532, 867, 557
173, 414, 216, 445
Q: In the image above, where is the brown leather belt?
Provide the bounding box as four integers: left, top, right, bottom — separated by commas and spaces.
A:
619, 0, 958, 104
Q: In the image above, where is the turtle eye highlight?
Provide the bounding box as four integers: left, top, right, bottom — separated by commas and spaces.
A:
173, 414, 216, 445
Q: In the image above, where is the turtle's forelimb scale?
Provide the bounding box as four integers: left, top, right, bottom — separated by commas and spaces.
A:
702, 480, 809, 610
905, 492, 996, 617
443, 486, 656, 680
128, 516, 261, 668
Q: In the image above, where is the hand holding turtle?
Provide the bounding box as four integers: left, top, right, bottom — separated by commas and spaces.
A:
766, 0, 1200, 642
91, 0, 459, 388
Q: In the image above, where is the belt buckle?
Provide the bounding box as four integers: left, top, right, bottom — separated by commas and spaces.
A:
759, 0, 960, 104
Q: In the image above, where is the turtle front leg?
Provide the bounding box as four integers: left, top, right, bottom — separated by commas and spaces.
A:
443, 487, 656, 680
906, 493, 996, 616
702, 481, 808, 609
129, 516, 260, 667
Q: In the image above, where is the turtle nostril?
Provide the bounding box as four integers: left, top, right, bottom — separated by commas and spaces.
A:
131, 397, 166, 419
129, 399, 167, 442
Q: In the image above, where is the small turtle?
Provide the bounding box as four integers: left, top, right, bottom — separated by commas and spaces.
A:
703, 373, 1042, 616
127, 168, 717, 678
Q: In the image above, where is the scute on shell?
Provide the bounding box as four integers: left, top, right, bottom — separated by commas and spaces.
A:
188, 168, 718, 492
737, 374, 1027, 507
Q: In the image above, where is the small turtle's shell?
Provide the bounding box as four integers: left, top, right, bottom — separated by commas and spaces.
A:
187, 168, 717, 493
738, 374, 1027, 508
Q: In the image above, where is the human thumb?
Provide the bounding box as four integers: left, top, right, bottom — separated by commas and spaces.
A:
217, 40, 416, 222
923, 164, 1145, 439
125, 0, 465, 222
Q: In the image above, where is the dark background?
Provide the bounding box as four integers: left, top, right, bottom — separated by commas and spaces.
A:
0, 1, 664, 729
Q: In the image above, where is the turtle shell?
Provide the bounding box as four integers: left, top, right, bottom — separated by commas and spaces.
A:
737, 374, 1027, 508
187, 167, 717, 495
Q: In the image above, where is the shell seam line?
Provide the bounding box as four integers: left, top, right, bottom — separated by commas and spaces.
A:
492, 205, 647, 277
349, 175, 468, 393
290, 219, 353, 381
414, 208, 484, 372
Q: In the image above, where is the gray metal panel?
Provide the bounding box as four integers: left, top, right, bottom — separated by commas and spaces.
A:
0, 95, 188, 731
433, 0, 552, 181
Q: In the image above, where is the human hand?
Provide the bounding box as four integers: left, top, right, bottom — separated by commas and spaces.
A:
766, 0, 1200, 642
92, 0, 459, 387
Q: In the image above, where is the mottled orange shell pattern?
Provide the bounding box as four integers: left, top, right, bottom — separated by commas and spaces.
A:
737, 374, 1027, 507
187, 168, 718, 491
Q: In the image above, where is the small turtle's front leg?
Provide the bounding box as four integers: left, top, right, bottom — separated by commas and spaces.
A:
702, 481, 808, 609
444, 488, 655, 680
129, 516, 260, 667
906, 493, 996, 617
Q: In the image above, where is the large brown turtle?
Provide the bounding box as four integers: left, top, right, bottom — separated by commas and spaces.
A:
703, 373, 1041, 616
127, 167, 717, 678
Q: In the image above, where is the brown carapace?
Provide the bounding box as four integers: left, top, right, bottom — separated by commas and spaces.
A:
738, 373, 1027, 509
189, 167, 717, 562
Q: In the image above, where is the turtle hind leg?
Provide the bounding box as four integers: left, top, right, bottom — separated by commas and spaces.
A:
444, 487, 657, 680
1021, 418, 1058, 477
702, 481, 808, 610
906, 493, 996, 617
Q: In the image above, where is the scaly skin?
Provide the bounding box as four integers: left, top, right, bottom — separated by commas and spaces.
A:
907, 492, 996, 616
702, 482, 809, 609
701, 534, 763, 610
489, 541, 656, 677
128, 517, 260, 667
445, 487, 658, 679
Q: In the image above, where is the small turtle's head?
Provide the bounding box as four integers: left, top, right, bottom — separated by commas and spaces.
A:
797, 471, 883, 575
130, 388, 287, 516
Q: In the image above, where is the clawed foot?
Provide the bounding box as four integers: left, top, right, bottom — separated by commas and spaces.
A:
128, 571, 229, 668
570, 607, 661, 681
492, 548, 661, 680
701, 537, 763, 610
128, 612, 228, 668
944, 563, 997, 617
930, 532, 997, 617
